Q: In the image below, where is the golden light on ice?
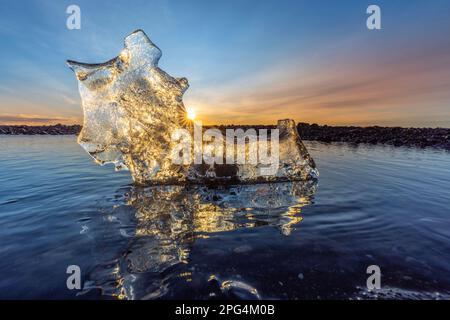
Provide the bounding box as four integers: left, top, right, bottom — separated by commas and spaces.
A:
66, 29, 319, 185
186, 108, 196, 120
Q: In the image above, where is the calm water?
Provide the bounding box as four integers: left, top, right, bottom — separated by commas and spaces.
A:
1, 136, 450, 300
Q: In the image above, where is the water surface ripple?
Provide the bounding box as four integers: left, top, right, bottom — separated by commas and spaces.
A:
1, 136, 449, 299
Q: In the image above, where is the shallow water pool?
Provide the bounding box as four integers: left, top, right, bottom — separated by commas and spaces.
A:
1, 136, 449, 299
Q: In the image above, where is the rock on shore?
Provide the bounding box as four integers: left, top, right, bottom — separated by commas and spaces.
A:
0, 124, 81, 135
297, 123, 450, 150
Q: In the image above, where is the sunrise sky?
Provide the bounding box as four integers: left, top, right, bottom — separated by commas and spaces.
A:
1, 0, 450, 127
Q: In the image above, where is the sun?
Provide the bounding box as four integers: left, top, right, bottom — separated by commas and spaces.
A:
186, 108, 196, 120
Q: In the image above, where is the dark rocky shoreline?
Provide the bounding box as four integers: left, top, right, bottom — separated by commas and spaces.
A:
296, 123, 450, 150
0, 124, 81, 135
1, 123, 449, 151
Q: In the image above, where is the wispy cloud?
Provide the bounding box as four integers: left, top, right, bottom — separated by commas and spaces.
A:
187, 39, 450, 127
0, 114, 80, 125
1, 0, 450, 127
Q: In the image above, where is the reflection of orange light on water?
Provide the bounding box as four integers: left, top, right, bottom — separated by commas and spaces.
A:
186, 108, 196, 120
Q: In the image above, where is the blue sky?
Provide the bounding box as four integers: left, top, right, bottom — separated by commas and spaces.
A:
1, 0, 450, 126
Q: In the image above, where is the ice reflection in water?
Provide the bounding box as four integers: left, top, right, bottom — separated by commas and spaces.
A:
82, 181, 317, 299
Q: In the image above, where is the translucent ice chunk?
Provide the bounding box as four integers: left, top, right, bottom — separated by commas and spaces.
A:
67, 30, 318, 185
